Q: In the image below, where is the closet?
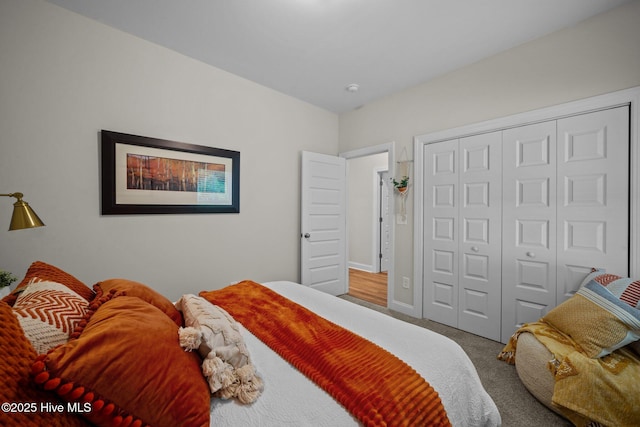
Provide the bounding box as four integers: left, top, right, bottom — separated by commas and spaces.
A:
422, 106, 629, 342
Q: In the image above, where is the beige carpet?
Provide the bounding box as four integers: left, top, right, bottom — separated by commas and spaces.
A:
339, 294, 572, 427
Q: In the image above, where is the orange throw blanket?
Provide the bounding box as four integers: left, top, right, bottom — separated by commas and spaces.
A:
200, 281, 450, 427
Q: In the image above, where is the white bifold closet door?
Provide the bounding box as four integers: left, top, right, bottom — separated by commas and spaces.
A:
423, 139, 459, 328
556, 109, 629, 297
501, 121, 558, 343
423, 131, 503, 341
424, 106, 629, 343
501, 107, 629, 342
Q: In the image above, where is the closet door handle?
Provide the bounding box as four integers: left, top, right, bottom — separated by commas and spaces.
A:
471, 246, 479, 252
526, 251, 536, 258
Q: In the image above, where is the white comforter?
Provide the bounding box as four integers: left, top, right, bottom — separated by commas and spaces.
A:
210, 281, 501, 426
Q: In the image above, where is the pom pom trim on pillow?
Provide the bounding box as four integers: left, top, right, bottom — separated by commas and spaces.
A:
30, 293, 150, 427
32, 295, 210, 427
32, 357, 148, 427
0, 301, 89, 427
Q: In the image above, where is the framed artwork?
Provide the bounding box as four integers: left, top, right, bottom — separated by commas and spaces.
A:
101, 130, 240, 214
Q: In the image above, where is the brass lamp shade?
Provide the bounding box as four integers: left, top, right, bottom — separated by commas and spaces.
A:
2, 193, 45, 231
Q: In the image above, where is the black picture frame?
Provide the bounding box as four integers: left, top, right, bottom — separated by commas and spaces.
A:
101, 130, 240, 214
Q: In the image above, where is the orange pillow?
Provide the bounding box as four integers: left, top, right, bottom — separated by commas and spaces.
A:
0, 301, 89, 427
94, 278, 183, 326
32, 296, 210, 427
6, 261, 94, 306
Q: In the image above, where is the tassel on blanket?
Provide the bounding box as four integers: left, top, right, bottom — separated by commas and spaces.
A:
178, 326, 202, 351
225, 364, 264, 404
202, 352, 263, 404
202, 352, 234, 392
497, 331, 520, 365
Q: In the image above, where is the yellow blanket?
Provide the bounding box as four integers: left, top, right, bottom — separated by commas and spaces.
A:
498, 322, 640, 427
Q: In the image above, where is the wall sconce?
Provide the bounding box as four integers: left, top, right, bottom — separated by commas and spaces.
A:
1, 192, 45, 231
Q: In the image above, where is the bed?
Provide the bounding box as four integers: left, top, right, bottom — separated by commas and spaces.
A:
1, 261, 501, 427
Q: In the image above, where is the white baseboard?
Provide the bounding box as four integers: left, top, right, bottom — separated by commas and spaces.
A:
348, 262, 374, 272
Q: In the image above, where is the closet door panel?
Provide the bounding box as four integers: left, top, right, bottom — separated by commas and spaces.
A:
458, 131, 502, 341
556, 107, 629, 301
502, 121, 557, 343
423, 139, 459, 327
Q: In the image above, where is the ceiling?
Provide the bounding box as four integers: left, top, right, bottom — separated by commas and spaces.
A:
45, 0, 631, 113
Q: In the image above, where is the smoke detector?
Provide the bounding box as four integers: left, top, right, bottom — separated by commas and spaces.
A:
345, 83, 360, 93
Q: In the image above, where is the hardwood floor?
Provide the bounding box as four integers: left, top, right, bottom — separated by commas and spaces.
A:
348, 268, 387, 307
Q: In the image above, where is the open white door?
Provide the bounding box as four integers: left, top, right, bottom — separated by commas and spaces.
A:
378, 170, 391, 273
301, 151, 347, 295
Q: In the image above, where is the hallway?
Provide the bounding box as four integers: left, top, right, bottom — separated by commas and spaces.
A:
347, 269, 387, 307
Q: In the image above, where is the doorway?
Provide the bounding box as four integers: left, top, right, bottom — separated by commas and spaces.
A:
348, 268, 387, 306
377, 169, 391, 273
342, 143, 395, 308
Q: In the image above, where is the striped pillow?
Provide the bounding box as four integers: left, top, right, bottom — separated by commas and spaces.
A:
12, 280, 88, 354
591, 273, 640, 309
543, 273, 640, 358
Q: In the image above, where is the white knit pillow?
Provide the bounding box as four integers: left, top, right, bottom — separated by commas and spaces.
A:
175, 294, 262, 403
12, 279, 88, 354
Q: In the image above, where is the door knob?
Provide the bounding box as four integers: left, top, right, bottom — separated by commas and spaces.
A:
526, 251, 536, 258
303, 233, 311, 239
471, 246, 479, 252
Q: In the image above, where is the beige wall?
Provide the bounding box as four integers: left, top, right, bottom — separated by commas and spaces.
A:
3, 0, 639, 305
0, 0, 338, 300
338, 0, 640, 305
